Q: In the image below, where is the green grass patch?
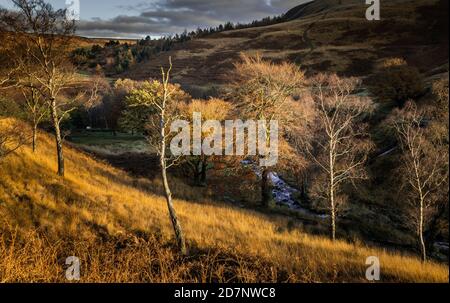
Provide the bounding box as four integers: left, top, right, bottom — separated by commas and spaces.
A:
69, 131, 149, 154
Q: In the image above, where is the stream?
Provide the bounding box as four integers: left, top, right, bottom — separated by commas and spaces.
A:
269, 172, 328, 219
242, 160, 327, 219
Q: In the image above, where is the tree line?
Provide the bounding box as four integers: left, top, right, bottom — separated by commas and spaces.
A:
71, 15, 285, 76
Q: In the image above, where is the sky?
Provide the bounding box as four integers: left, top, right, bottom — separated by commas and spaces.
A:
0, 0, 309, 39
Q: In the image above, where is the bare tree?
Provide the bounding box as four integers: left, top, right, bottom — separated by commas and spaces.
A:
430, 77, 449, 123
19, 76, 48, 152
232, 53, 306, 207
392, 102, 448, 262
82, 76, 111, 129
304, 74, 374, 241
0, 0, 76, 176
0, 119, 27, 161
0, 33, 20, 90
159, 61, 186, 254
0, 64, 20, 89
124, 58, 189, 254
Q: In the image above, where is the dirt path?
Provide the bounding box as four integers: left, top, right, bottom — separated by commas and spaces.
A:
302, 12, 329, 54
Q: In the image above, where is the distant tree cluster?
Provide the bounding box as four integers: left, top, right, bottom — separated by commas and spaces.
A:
186, 15, 285, 38
71, 15, 285, 75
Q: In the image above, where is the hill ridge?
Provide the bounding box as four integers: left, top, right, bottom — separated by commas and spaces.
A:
118, 0, 447, 98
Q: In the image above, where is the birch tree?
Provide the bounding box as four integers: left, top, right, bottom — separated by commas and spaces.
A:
232, 53, 306, 207
124, 59, 189, 254
20, 80, 48, 152
0, 119, 27, 161
0, 0, 76, 176
84, 76, 111, 128
392, 102, 448, 262
305, 74, 374, 241
0, 35, 20, 89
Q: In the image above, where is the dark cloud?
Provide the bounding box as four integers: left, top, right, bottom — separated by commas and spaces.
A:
77, 0, 309, 38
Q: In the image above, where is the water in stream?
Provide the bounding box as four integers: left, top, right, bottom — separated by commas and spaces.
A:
242, 160, 327, 219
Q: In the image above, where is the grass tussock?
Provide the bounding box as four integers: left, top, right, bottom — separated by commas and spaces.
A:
0, 227, 287, 283
0, 119, 448, 282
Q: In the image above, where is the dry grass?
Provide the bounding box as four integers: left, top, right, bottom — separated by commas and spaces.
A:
121, 0, 446, 88
0, 118, 448, 282
0, 227, 285, 283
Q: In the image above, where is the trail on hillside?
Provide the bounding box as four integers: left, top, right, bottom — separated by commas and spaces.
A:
302, 12, 329, 55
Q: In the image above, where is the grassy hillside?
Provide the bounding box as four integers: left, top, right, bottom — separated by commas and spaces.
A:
0, 118, 447, 282
120, 0, 448, 96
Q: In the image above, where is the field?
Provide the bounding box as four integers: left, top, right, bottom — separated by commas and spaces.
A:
0, 119, 447, 282
69, 131, 148, 155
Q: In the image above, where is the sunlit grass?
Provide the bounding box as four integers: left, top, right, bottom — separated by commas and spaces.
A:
0, 119, 447, 282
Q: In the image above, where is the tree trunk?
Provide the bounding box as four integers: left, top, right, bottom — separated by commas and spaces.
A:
194, 171, 201, 186
199, 160, 207, 186
300, 179, 308, 203
419, 200, 427, 262
161, 161, 187, 255
192, 159, 202, 186
32, 124, 37, 153
261, 167, 271, 207
329, 147, 336, 241
330, 185, 336, 241
104, 117, 109, 129
50, 99, 64, 177
160, 105, 186, 255
89, 112, 93, 129
192, 158, 208, 187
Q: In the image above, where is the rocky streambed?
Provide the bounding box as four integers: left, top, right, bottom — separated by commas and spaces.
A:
242, 160, 327, 219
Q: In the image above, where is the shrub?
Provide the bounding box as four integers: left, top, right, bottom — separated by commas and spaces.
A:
371, 58, 424, 106
0, 96, 23, 118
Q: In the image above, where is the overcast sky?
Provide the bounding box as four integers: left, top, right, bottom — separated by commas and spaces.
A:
0, 0, 309, 39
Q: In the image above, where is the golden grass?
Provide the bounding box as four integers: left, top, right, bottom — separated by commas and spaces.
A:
0, 119, 448, 282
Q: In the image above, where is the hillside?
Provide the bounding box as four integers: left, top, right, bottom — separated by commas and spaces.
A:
121, 0, 448, 96
0, 118, 447, 282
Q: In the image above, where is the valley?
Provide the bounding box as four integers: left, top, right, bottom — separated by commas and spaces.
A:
0, 0, 448, 283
